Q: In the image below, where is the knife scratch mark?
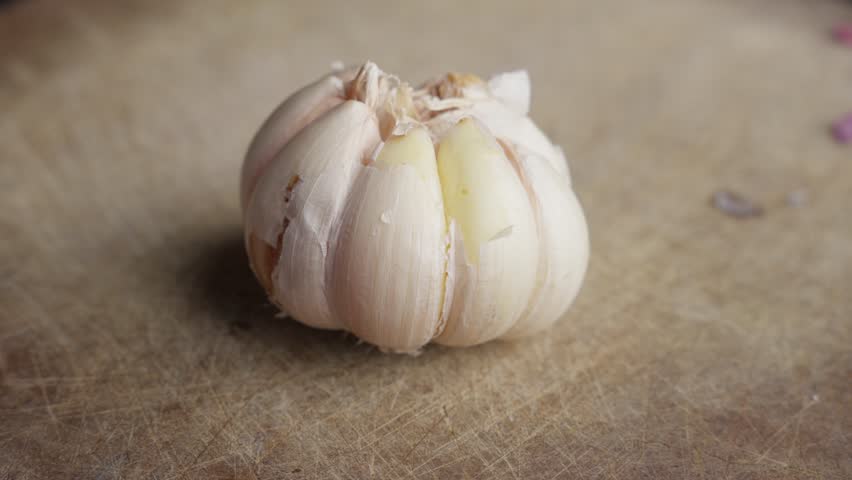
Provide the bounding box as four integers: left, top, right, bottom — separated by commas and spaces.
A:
403, 406, 449, 462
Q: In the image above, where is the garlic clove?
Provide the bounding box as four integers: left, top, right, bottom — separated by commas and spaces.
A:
328, 128, 447, 352
245, 100, 381, 330
241, 72, 348, 211
502, 146, 589, 338
423, 82, 567, 179
435, 118, 539, 346
371, 126, 440, 185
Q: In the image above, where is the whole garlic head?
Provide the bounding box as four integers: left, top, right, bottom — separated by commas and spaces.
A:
242, 62, 588, 353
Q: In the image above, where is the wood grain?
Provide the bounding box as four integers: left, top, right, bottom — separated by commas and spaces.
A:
1, 0, 851, 478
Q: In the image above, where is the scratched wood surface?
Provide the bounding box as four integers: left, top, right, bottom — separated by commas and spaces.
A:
2, 0, 851, 478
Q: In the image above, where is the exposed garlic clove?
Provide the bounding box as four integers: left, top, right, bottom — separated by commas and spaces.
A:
425, 70, 568, 178
502, 146, 589, 338
329, 128, 447, 352
245, 100, 381, 330
435, 118, 539, 346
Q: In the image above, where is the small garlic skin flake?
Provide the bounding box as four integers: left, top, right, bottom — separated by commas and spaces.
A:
242, 62, 589, 352
786, 189, 807, 208
831, 113, 852, 144
711, 190, 764, 219
832, 24, 852, 47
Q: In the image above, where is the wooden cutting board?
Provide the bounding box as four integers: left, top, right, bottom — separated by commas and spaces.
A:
1, 0, 850, 478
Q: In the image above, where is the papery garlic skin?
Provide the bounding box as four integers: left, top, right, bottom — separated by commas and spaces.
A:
241, 68, 358, 210
242, 62, 588, 352
245, 101, 380, 330
503, 146, 589, 338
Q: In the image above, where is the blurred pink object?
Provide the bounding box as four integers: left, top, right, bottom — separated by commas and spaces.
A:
833, 24, 852, 46
831, 113, 852, 144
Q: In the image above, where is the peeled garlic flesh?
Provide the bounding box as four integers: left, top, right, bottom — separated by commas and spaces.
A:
243, 62, 588, 352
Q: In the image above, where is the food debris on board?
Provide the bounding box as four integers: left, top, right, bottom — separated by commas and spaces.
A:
786, 189, 808, 208
711, 190, 764, 219
831, 113, 852, 144
830, 24, 852, 144
832, 24, 852, 46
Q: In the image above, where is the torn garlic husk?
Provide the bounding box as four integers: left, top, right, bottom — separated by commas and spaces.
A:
242, 62, 589, 353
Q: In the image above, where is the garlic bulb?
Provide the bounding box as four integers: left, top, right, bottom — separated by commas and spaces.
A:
241, 62, 588, 352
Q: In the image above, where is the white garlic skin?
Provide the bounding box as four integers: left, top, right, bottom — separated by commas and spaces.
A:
242, 62, 588, 353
